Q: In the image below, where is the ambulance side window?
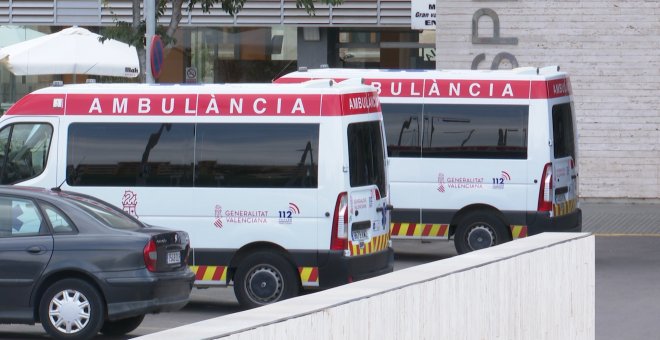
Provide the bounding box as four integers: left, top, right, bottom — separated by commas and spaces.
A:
67, 123, 195, 187
195, 123, 319, 188
347, 121, 387, 195
0, 123, 53, 185
422, 104, 528, 159
381, 103, 422, 157
551, 103, 575, 159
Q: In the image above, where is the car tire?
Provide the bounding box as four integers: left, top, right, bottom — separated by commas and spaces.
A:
455, 212, 511, 254
39, 278, 104, 340
100, 314, 145, 336
234, 252, 299, 309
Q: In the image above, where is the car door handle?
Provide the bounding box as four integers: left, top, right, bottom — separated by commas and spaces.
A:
26, 245, 47, 254
376, 204, 394, 213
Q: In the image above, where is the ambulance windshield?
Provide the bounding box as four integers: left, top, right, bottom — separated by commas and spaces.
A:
0, 123, 53, 184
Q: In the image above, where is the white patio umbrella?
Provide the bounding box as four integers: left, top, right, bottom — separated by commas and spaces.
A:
0, 26, 139, 78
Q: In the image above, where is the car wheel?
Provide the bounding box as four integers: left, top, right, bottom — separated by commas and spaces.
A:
234, 252, 299, 309
39, 278, 104, 340
455, 212, 511, 254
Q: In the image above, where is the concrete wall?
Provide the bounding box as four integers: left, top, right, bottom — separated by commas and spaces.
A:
136, 233, 594, 340
435, 1, 660, 201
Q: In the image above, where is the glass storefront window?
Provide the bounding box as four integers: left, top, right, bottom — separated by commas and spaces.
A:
0, 26, 56, 113
187, 26, 298, 84
338, 29, 436, 70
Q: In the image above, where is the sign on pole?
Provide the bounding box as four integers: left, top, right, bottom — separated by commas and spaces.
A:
150, 35, 164, 80
144, 0, 155, 83
411, 0, 436, 30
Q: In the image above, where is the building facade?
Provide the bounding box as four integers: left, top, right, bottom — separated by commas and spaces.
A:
0, 0, 434, 91
435, 0, 660, 201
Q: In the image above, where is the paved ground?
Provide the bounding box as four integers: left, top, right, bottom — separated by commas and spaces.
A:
0, 201, 657, 339
581, 201, 660, 235
581, 200, 660, 340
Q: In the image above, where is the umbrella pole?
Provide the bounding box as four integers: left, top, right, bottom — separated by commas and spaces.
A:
10, 73, 16, 102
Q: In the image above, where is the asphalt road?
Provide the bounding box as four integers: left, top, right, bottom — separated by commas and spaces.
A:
594, 236, 660, 340
1, 236, 658, 340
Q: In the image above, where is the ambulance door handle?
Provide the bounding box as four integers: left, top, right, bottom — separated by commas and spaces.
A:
377, 204, 394, 213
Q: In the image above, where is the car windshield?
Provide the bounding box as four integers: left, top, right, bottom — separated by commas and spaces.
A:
63, 194, 143, 231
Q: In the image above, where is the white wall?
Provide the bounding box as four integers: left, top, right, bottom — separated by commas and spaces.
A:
136, 233, 595, 340
435, 1, 660, 200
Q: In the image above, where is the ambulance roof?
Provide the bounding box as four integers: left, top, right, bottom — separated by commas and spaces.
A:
25, 79, 367, 96
275, 66, 571, 100
277, 66, 568, 82
5, 79, 381, 117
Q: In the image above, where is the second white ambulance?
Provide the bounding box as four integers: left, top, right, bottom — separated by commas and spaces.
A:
277, 66, 581, 254
0, 80, 393, 308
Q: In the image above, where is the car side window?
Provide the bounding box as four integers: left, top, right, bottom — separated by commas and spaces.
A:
42, 203, 76, 234
0, 196, 46, 237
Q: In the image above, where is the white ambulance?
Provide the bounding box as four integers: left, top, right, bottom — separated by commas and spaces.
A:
277, 66, 581, 254
0, 80, 393, 308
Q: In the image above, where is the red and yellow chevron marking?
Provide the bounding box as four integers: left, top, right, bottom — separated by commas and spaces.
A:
298, 267, 319, 287
510, 225, 528, 239
390, 223, 450, 238
190, 265, 227, 284
349, 232, 390, 256
553, 198, 578, 217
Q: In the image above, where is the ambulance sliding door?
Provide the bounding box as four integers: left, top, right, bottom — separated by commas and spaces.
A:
381, 102, 423, 237
420, 102, 529, 227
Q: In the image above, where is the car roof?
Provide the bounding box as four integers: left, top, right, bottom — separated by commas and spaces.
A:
0, 185, 92, 202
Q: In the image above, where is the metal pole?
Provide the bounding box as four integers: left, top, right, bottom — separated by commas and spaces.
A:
145, 0, 155, 84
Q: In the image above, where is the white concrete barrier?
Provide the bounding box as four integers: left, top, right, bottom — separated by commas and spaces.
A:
137, 232, 594, 340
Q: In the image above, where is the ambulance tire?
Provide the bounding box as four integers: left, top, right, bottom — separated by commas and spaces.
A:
234, 252, 300, 309
455, 212, 511, 254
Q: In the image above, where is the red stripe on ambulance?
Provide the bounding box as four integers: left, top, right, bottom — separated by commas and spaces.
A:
194, 266, 207, 280
6, 92, 381, 117
212, 267, 225, 281
422, 224, 432, 236
391, 223, 401, 235
276, 77, 571, 100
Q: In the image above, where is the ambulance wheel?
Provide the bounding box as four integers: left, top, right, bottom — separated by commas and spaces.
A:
234, 252, 300, 309
455, 212, 511, 254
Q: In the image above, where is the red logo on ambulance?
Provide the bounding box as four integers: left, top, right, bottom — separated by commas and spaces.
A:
122, 190, 138, 218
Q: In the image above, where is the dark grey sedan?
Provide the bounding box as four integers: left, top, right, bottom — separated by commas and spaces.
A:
0, 186, 195, 340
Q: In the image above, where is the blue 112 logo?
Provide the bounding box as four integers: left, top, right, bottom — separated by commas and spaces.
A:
278, 203, 300, 224
492, 171, 510, 190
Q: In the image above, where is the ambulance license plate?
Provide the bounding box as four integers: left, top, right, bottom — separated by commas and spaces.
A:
352, 229, 369, 242
556, 193, 566, 203
167, 251, 181, 265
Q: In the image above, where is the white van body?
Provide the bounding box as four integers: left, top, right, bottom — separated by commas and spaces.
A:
0, 80, 393, 308
277, 67, 581, 254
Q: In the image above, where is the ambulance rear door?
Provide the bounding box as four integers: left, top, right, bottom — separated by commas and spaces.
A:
550, 101, 578, 216
345, 120, 391, 257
